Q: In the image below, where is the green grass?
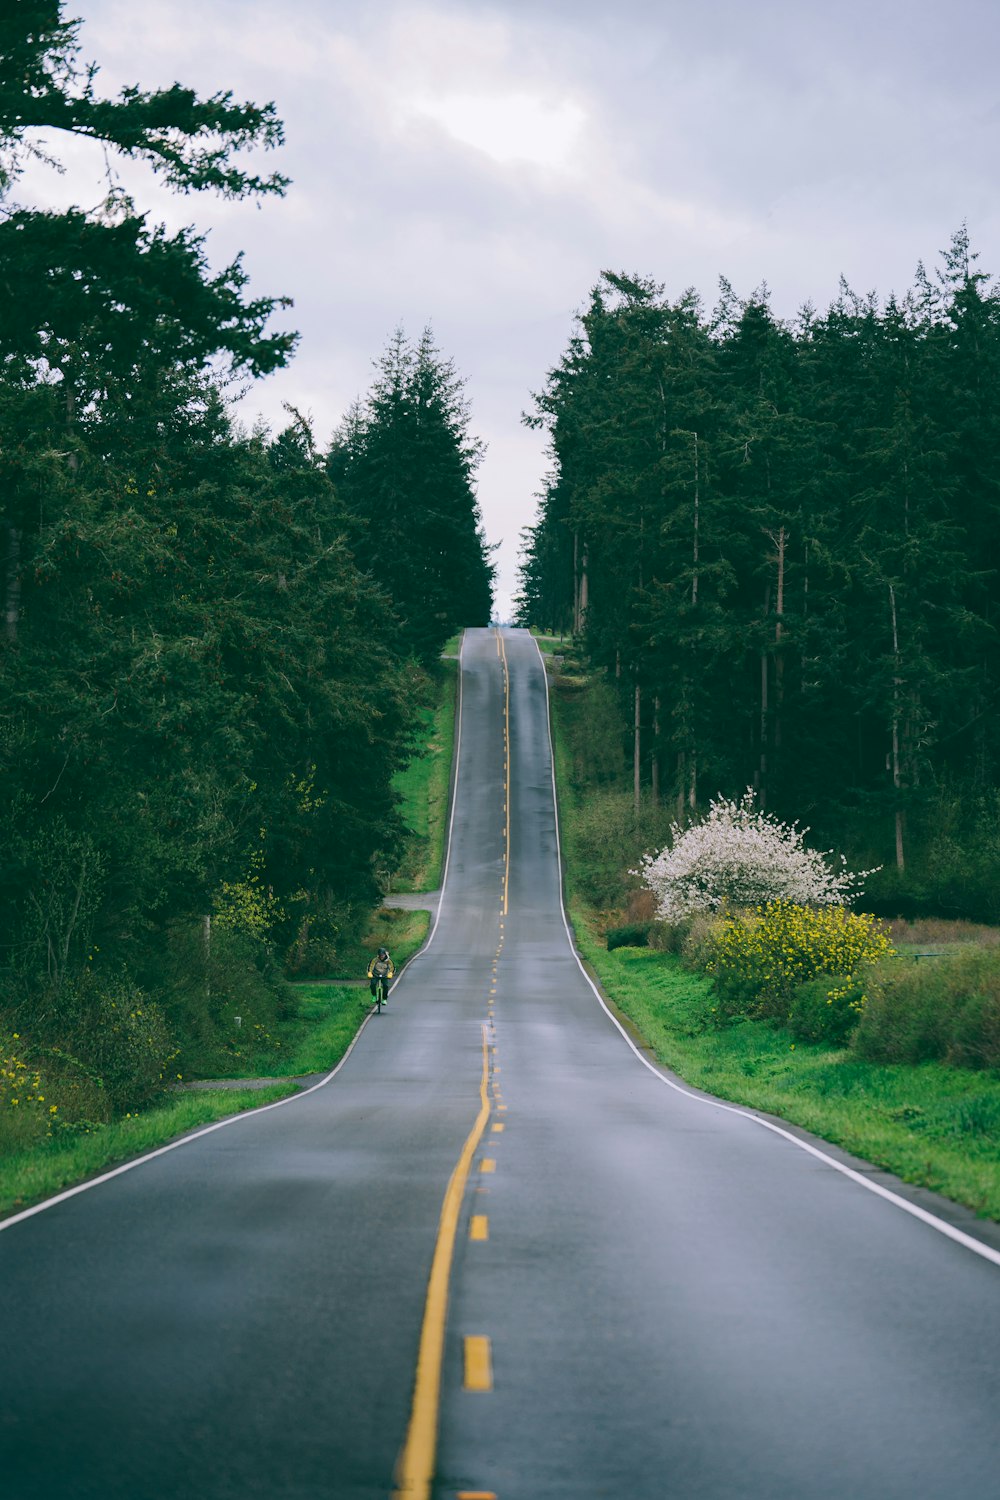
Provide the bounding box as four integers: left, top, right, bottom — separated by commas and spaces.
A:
393, 658, 457, 893
530, 628, 570, 656
0, 1086, 294, 1220
209, 981, 376, 1078
331, 907, 431, 979
549, 662, 1000, 1222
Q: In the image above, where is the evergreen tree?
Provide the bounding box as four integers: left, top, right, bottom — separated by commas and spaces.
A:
328, 327, 493, 660
517, 237, 1000, 919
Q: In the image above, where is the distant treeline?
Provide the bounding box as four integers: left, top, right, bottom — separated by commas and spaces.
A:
0, 5, 492, 1097
518, 239, 1000, 920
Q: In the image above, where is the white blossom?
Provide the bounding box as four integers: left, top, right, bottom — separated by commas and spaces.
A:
638, 790, 877, 921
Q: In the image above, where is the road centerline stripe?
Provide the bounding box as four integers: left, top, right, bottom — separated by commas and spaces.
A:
463, 1336, 493, 1392
393, 1026, 491, 1500
498, 629, 511, 915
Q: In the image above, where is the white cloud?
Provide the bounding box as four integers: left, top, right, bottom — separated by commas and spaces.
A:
411, 91, 587, 171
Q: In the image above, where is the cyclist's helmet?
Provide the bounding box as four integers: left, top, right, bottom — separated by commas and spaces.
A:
378, 947, 388, 959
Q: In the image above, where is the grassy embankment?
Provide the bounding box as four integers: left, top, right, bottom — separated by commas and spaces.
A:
543, 638, 1000, 1223
0, 652, 459, 1219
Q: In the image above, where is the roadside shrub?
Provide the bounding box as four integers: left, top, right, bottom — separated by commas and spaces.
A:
150, 921, 294, 1076
789, 976, 866, 1046
648, 920, 689, 955
639, 791, 877, 921
680, 912, 727, 969
59, 975, 176, 1113
702, 902, 894, 1024
0, 1038, 57, 1150
626, 888, 658, 925
607, 924, 650, 951
572, 789, 674, 908
854, 948, 1000, 1068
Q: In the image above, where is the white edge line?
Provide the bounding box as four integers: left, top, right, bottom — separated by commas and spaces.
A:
0, 632, 470, 1236
529, 631, 1000, 1273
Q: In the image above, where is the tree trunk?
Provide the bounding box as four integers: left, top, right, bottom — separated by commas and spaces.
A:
758, 583, 770, 807
691, 431, 700, 607
203, 913, 213, 999
3, 521, 20, 645
773, 524, 785, 757
633, 681, 641, 815
651, 696, 660, 807
579, 542, 589, 630
889, 583, 905, 872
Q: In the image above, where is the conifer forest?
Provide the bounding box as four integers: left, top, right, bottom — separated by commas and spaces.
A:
0, 5, 493, 1102
517, 252, 1000, 924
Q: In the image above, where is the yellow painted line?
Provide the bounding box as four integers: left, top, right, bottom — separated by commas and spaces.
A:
393, 1027, 491, 1500
480, 1158, 496, 1173
491, 1123, 504, 1133
457, 1491, 497, 1498
470, 1214, 489, 1241
498, 631, 510, 916
463, 1336, 494, 1392
497, 1104, 507, 1111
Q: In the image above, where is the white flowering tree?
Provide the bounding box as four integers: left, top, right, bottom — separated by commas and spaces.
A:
638, 791, 875, 921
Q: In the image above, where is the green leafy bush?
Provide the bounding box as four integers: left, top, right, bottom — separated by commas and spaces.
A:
789, 976, 866, 1046
61, 975, 176, 1113
607, 924, 650, 951
854, 948, 1000, 1068
680, 912, 727, 969
151, 922, 294, 1077
0, 1037, 57, 1150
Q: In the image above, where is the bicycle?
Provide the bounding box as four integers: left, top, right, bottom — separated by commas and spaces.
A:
372, 974, 388, 1013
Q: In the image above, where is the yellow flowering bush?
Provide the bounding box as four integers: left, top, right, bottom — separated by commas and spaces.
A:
702, 901, 894, 1025
0, 1037, 58, 1149
214, 846, 284, 941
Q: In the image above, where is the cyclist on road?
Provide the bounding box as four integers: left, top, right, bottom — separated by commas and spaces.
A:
367, 946, 395, 1004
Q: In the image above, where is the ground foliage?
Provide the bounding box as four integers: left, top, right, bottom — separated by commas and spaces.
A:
519, 243, 1000, 920
0, 5, 489, 1127
550, 661, 1000, 1221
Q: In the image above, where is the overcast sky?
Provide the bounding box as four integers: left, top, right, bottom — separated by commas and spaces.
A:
26, 0, 1000, 616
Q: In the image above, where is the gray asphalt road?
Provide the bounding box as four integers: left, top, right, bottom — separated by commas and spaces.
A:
4, 627, 1000, 1500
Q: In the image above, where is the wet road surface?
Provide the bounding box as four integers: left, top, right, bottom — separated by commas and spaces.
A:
3, 627, 1000, 1498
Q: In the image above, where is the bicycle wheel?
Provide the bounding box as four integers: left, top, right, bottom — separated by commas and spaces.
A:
375, 979, 384, 1013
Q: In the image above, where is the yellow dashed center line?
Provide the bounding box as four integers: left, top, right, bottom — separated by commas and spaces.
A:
393, 1028, 491, 1500
470, 1214, 489, 1241
494, 629, 511, 917
491, 1122, 504, 1133
479, 1158, 496, 1173
463, 1336, 494, 1392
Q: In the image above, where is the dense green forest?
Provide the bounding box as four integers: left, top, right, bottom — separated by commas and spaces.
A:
517, 245, 1000, 922
0, 5, 492, 1118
